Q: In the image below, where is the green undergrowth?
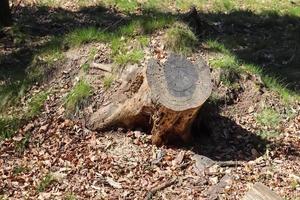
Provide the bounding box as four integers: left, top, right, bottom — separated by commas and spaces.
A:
206, 39, 299, 103
102, 74, 114, 90
0, 90, 48, 140
64, 80, 92, 115
164, 22, 198, 55
0, 117, 22, 140
63, 15, 175, 67
255, 107, 282, 127
37, 173, 57, 192
26, 91, 49, 118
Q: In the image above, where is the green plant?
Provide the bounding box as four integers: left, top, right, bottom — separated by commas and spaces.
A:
64, 80, 92, 114
205, 39, 229, 54
13, 165, 29, 175
27, 91, 48, 118
258, 130, 281, 139
0, 117, 22, 140
37, 173, 57, 192
64, 193, 76, 200
164, 22, 198, 55
114, 49, 144, 66
210, 54, 239, 70
103, 75, 114, 90
81, 63, 90, 72
256, 108, 281, 127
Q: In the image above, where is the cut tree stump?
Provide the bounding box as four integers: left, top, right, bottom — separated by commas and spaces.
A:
87, 53, 212, 145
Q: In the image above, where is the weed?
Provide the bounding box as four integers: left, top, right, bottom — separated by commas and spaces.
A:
256, 108, 281, 127
27, 91, 48, 118
37, 173, 57, 192
64, 80, 92, 114
103, 75, 114, 90
164, 22, 198, 55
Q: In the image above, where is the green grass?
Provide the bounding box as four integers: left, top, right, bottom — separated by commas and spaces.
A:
64, 80, 92, 114
256, 107, 281, 127
37, 173, 57, 192
206, 39, 299, 102
64, 193, 76, 200
103, 75, 114, 90
210, 54, 239, 70
258, 130, 281, 139
164, 22, 198, 55
13, 165, 29, 175
288, 6, 300, 17
27, 91, 48, 118
0, 81, 28, 111
81, 63, 90, 72
0, 117, 22, 140
205, 39, 229, 54
114, 49, 144, 66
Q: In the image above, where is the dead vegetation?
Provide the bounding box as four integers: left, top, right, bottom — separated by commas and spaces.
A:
0, 0, 299, 199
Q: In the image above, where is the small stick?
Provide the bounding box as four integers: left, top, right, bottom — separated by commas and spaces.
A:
145, 177, 177, 200
217, 160, 243, 167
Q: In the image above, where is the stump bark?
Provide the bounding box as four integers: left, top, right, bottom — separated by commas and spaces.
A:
87, 53, 212, 145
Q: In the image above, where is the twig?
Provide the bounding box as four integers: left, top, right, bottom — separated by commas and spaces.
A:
145, 177, 177, 200
217, 160, 243, 167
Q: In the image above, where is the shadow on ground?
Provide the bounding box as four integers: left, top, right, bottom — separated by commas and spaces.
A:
190, 101, 268, 161
0, 4, 299, 160
1, 4, 299, 93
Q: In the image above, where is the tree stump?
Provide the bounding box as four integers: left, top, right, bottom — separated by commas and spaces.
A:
87, 53, 212, 146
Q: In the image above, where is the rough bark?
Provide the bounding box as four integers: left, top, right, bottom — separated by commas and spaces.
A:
88, 53, 212, 146
0, 0, 12, 26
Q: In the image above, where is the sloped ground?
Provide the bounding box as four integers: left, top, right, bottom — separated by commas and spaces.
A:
1, 1, 300, 199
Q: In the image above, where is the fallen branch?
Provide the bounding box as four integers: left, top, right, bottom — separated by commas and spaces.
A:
217, 160, 243, 167
145, 177, 177, 200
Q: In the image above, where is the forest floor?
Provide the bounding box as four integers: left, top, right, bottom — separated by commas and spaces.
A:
0, 0, 300, 199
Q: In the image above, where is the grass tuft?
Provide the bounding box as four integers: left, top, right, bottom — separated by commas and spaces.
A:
258, 130, 281, 139
64, 193, 76, 200
64, 80, 92, 114
164, 22, 198, 55
103, 75, 114, 90
0, 117, 22, 140
13, 165, 29, 175
27, 91, 48, 118
256, 107, 281, 127
114, 49, 144, 66
37, 173, 57, 192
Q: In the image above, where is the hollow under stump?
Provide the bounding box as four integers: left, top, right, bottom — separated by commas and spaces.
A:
87, 53, 212, 146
